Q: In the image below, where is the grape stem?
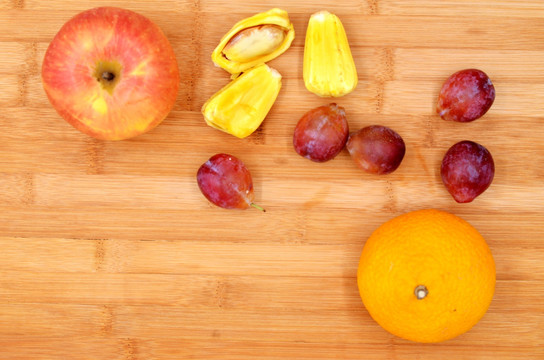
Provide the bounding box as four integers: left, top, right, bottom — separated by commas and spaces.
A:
250, 203, 266, 212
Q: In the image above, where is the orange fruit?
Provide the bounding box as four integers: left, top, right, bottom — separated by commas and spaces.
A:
357, 209, 495, 343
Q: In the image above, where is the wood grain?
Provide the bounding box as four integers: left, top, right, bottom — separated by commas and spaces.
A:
0, 0, 543, 359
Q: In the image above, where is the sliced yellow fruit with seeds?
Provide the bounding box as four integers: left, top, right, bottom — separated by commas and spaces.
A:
212, 8, 295, 75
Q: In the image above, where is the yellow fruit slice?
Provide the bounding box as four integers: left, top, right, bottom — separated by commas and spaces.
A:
201, 64, 282, 139
212, 8, 295, 75
303, 11, 358, 97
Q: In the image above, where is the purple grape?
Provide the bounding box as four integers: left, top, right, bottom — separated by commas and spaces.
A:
346, 125, 406, 175
441, 141, 495, 203
293, 103, 349, 162
437, 69, 495, 123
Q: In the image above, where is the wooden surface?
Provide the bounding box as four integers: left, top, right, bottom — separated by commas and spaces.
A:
1, 0, 544, 359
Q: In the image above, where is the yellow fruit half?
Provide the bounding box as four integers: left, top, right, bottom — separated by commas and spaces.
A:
357, 209, 495, 343
212, 8, 295, 75
303, 11, 358, 97
201, 64, 282, 139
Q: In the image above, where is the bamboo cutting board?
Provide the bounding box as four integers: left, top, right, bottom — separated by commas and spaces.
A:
1, 0, 543, 359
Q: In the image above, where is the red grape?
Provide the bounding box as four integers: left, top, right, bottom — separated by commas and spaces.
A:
346, 125, 406, 175
437, 69, 495, 122
441, 141, 495, 203
293, 103, 349, 162
197, 154, 264, 211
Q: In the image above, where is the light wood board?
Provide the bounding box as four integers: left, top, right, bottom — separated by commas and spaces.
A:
1, 0, 543, 359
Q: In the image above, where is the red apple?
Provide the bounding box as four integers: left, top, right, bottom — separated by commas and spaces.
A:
42, 7, 180, 140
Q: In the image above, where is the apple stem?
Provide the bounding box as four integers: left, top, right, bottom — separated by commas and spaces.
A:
250, 203, 266, 212
102, 72, 115, 81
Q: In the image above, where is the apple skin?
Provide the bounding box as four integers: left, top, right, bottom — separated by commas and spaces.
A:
42, 7, 180, 140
